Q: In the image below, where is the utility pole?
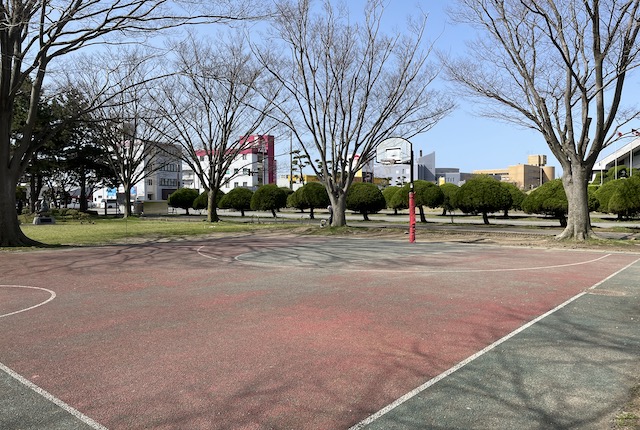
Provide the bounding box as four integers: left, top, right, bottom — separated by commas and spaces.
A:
289, 133, 293, 190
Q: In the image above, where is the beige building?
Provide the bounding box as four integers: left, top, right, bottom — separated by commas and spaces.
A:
473, 155, 555, 190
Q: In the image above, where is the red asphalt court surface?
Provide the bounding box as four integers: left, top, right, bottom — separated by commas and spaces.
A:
0, 236, 638, 429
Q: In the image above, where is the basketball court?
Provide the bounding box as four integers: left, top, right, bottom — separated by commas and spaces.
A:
1, 235, 638, 429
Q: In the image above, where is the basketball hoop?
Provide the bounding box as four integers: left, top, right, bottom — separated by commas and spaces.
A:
377, 137, 415, 243
376, 137, 411, 164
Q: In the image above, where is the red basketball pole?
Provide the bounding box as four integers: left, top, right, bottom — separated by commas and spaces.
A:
409, 147, 415, 243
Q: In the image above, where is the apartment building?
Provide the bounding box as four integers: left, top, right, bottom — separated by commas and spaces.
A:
93, 141, 182, 208
183, 135, 276, 193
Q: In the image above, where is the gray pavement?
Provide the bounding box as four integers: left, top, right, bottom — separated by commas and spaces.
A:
0, 364, 99, 430
355, 259, 640, 429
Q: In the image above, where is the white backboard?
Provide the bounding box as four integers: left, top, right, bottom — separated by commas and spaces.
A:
376, 137, 412, 164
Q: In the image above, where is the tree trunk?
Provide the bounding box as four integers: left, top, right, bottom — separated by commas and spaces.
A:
309, 207, 315, 219
419, 206, 427, 223
328, 193, 347, 227
123, 185, 132, 218
362, 211, 369, 221
207, 189, 219, 222
557, 166, 592, 240
29, 176, 37, 213
558, 213, 567, 228
482, 211, 490, 225
79, 170, 88, 212
0, 174, 40, 247
271, 208, 276, 217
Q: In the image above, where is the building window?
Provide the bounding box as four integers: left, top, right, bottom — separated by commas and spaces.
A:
233, 182, 239, 188
243, 182, 248, 187
159, 178, 179, 187
147, 193, 153, 200
243, 168, 250, 175
242, 154, 247, 160
147, 179, 153, 185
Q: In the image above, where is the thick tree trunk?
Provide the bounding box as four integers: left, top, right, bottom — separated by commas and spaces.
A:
207, 189, 219, 222
309, 207, 315, 219
0, 174, 40, 247
123, 185, 132, 218
482, 211, 490, 225
328, 193, 347, 227
557, 166, 593, 241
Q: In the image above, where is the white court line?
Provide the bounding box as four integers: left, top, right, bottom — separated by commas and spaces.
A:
234, 253, 612, 273
0, 285, 56, 318
0, 362, 108, 430
348, 256, 640, 430
196, 245, 220, 260
348, 253, 612, 273
0, 285, 106, 428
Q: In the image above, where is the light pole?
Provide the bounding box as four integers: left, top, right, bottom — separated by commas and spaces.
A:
289, 134, 294, 189
408, 146, 415, 243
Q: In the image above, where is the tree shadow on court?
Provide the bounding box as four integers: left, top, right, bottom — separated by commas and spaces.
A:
0, 235, 308, 278
363, 293, 640, 429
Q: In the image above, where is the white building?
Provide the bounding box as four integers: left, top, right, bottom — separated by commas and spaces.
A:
93, 141, 182, 208
183, 135, 276, 193
593, 137, 640, 179
376, 150, 436, 186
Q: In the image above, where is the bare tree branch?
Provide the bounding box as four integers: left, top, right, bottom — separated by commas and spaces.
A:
444, 0, 640, 240
149, 32, 280, 222
254, 0, 454, 226
0, 0, 267, 246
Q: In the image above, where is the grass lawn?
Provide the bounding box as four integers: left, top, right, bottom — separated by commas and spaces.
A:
19, 217, 299, 246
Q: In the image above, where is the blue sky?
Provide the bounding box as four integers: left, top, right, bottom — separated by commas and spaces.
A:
348, 0, 554, 173
350, 0, 640, 175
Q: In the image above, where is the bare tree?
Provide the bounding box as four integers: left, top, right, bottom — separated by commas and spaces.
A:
78, 49, 180, 218
0, 0, 268, 246
152, 34, 279, 222
445, 0, 640, 240
254, 0, 454, 227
